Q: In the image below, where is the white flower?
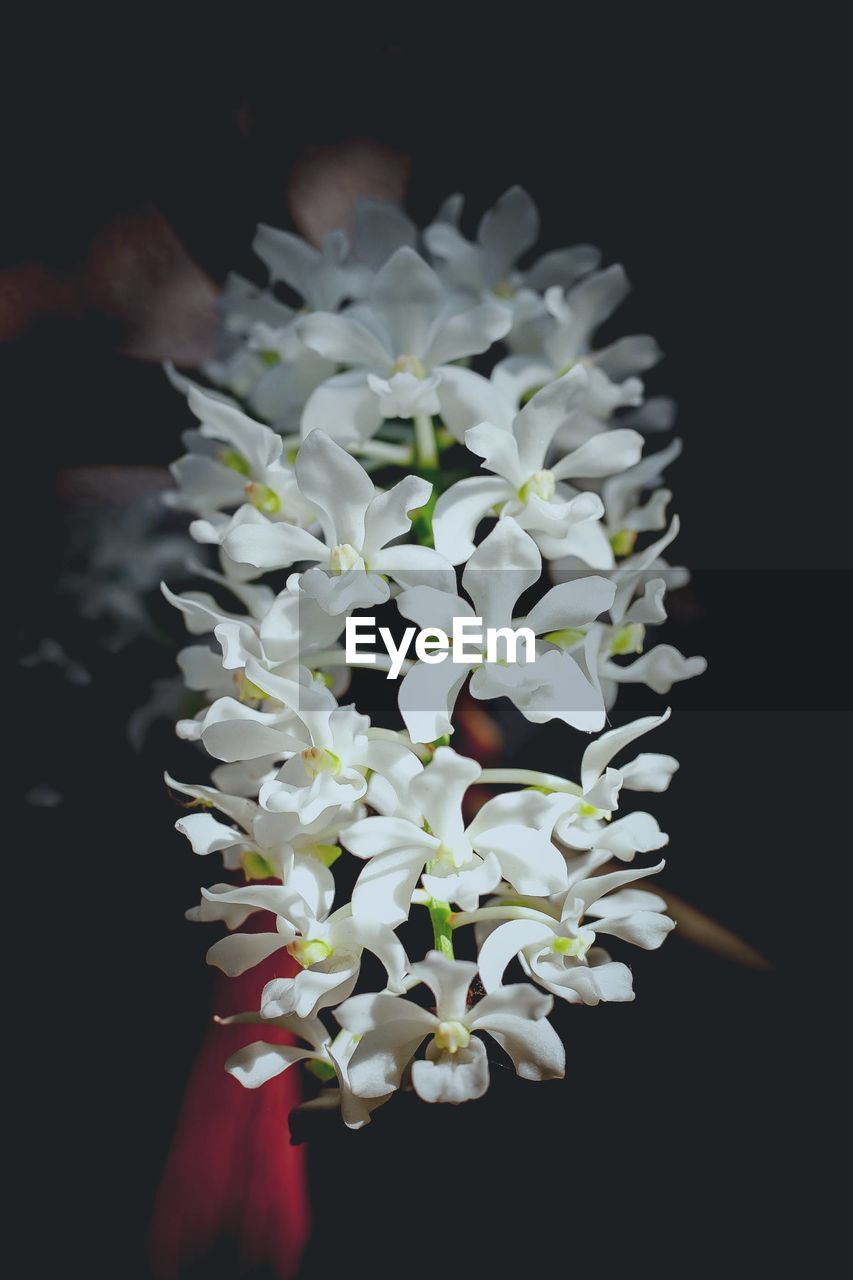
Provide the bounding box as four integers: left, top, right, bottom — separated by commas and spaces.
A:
337, 951, 565, 1103
227, 658, 424, 826
553, 708, 680, 852
297, 247, 511, 442
395, 519, 613, 742
222, 430, 454, 612
156, 186, 702, 1124
433, 365, 643, 566
224, 1015, 389, 1129
424, 185, 599, 312
162, 578, 347, 702
202, 884, 408, 1018
342, 747, 574, 926
503, 267, 658, 383
168, 384, 315, 532
168, 771, 359, 906
477, 858, 673, 1005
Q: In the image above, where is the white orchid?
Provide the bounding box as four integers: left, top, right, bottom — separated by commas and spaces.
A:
476, 859, 674, 1005
500, 264, 659, 385
433, 365, 644, 567
222, 430, 454, 612
157, 187, 705, 1127
167, 772, 360, 910
222, 658, 423, 826
162, 578, 346, 702
342, 747, 574, 926
297, 247, 511, 442
424, 185, 599, 317
168, 385, 315, 534
224, 1015, 391, 1130
395, 519, 613, 742
202, 884, 407, 1018
337, 951, 565, 1104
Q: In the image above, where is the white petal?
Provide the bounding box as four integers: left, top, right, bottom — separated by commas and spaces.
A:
300, 371, 383, 443
437, 364, 514, 439
550, 428, 644, 481
297, 311, 391, 368
361, 474, 432, 559
593, 911, 675, 950
522, 576, 615, 635
408, 952, 478, 1021
477, 920, 555, 992
397, 658, 469, 744
462, 518, 541, 630
224, 521, 328, 573
425, 302, 511, 366
580, 709, 671, 792
569, 860, 666, 917
225, 1041, 317, 1089
472, 823, 568, 896
619, 752, 679, 793
431, 477, 513, 565
412, 1037, 490, 1103
351, 845, 430, 927
205, 931, 288, 977
601, 645, 707, 695
262, 957, 360, 1018
295, 430, 374, 548
342, 815, 435, 860
175, 812, 242, 856
370, 248, 446, 358
410, 747, 481, 846
473, 1010, 564, 1081
334, 917, 408, 991
464, 420, 524, 487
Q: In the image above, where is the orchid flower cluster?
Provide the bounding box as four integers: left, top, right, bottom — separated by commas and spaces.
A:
164, 187, 705, 1126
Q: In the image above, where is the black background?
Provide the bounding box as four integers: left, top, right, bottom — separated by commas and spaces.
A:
5, 12, 845, 1278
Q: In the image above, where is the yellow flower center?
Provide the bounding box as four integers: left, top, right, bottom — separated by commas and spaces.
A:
392, 354, 426, 378
519, 469, 555, 503
434, 1020, 471, 1054
217, 448, 251, 476
329, 543, 361, 573
245, 482, 281, 515
288, 938, 333, 967
301, 747, 342, 778
609, 529, 638, 558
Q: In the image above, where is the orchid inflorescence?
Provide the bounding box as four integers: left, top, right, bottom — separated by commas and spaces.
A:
163, 187, 706, 1126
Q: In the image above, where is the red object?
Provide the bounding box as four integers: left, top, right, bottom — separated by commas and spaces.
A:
149, 921, 310, 1278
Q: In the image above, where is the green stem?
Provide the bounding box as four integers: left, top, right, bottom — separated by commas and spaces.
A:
414, 413, 439, 469
427, 899, 455, 958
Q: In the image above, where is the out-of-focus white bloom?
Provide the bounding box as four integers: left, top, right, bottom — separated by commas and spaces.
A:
424, 186, 599, 319
168, 385, 315, 532
337, 951, 565, 1103
297, 247, 511, 441
396, 520, 612, 741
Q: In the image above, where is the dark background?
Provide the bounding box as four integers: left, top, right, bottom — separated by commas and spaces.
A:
5, 13, 844, 1278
